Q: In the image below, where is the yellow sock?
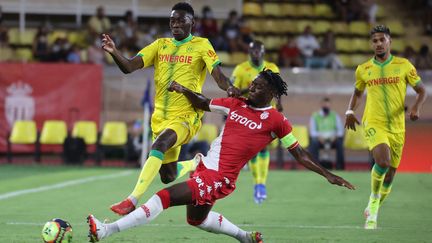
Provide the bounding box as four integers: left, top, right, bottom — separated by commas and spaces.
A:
130, 150, 163, 200
371, 164, 388, 197
249, 155, 259, 185
257, 150, 270, 185
176, 159, 194, 179
380, 182, 392, 204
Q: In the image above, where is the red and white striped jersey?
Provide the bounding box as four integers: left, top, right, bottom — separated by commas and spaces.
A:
202, 97, 299, 183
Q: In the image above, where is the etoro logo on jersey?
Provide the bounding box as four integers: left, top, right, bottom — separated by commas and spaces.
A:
229, 110, 262, 130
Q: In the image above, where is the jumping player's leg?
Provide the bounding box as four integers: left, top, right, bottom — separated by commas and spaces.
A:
257, 149, 270, 199
380, 167, 396, 204
89, 182, 193, 242
187, 202, 262, 242
110, 129, 177, 215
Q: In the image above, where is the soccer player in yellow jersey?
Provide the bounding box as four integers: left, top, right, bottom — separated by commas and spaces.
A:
345, 25, 427, 229
231, 40, 282, 204
101, 2, 240, 216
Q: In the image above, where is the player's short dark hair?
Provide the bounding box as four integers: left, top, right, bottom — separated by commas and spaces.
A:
259, 69, 288, 99
370, 24, 391, 37
172, 2, 194, 17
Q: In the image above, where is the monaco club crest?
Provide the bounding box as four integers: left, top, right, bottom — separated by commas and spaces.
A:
5, 81, 35, 126
260, 111, 269, 120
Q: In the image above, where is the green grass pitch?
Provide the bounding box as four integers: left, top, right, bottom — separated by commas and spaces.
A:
0, 164, 431, 243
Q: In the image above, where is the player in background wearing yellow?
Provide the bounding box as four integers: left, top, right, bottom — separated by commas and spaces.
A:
101, 2, 240, 216
231, 40, 282, 204
345, 25, 427, 229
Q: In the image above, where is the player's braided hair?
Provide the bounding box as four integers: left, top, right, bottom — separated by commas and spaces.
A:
370, 24, 391, 36
259, 69, 288, 99
172, 2, 194, 17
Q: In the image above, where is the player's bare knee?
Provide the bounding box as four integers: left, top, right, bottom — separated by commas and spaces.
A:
160, 174, 176, 184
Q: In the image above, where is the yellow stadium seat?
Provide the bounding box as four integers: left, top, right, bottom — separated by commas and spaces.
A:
9, 120, 37, 144
344, 128, 368, 150
263, 3, 282, 17
262, 20, 278, 33
296, 4, 315, 17
278, 20, 297, 33
217, 51, 230, 66
314, 21, 332, 34
295, 20, 314, 34
332, 22, 349, 34
386, 20, 404, 36
230, 52, 248, 65
196, 123, 218, 145
349, 21, 370, 36
292, 125, 309, 148
40, 120, 68, 145
72, 121, 98, 145
314, 4, 335, 18
7, 120, 39, 163
247, 19, 263, 33
336, 38, 352, 52
351, 38, 370, 52
7, 28, 20, 45
0, 47, 15, 62
15, 48, 33, 62
351, 54, 370, 67
100, 121, 127, 146
243, 2, 262, 17
281, 3, 297, 17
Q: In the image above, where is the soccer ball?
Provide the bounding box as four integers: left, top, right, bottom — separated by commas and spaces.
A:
41, 218, 73, 243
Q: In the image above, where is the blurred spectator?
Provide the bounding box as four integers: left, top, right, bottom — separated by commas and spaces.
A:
221, 10, 242, 52
0, 6, 8, 47
198, 6, 227, 51
116, 10, 139, 52
32, 26, 50, 62
402, 45, 417, 64
415, 44, 432, 69
425, 0, 432, 35
360, 0, 378, 24
51, 36, 70, 62
278, 38, 303, 67
321, 30, 343, 69
87, 6, 111, 43
67, 44, 81, 63
309, 97, 345, 170
296, 26, 328, 68
238, 18, 253, 52
87, 39, 105, 65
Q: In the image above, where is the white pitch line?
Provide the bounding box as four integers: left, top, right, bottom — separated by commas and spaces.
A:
5, 222, 378, 230
0, 170, 133, 201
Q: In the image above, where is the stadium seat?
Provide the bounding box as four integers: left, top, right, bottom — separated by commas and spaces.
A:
9, 120, 37, 144
344, 128, 368, 150
314, 4, 335, 18
72, 121, 98, 145
195, 123, 218, 145
230, 52, 248, 65
335, 38, 352, 52
281, 3, 297, 17
351, 54, 370, 67
247, 19, 263, 33
262, 20, 279, 34
7, 120, 39, 162
338, 54, 352, 68
243, 2, 262, 17
217, 51, 230, 66
350, 38, 370, 52
263, 3, 283, 17
7, 28, 20, 45
296, 4, 315, 18
292, 125, 309, 148
0, 47, 14, 62
100, 121, 128, 146
15, 48, 34, 62
331, 22, 349, 34
278, 20, 297, 33
314, 20, 332, 34
391, 38, 406, 53
40, 120, 68, 145
295, 20, 314, 34
349, 21, 369, 36
19, 28, 37, 45
386, 20, 404, 36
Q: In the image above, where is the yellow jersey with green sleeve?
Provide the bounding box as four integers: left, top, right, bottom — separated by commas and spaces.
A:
355, 55, 421, 133
231, 60, 279, 90
137, 34, 220, 120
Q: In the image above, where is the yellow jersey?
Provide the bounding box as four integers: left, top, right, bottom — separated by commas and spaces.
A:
231, 60, 279, 90
137, 34, 220, 120
355, 55, 421, 133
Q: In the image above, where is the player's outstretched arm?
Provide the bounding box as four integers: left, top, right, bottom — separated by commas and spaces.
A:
409, 82, 427, 121
289, 145, 355, 190
344, 88, 363, 131
101, 34, 143, 74
168, 81, 211, 111
211, 66, 241, 97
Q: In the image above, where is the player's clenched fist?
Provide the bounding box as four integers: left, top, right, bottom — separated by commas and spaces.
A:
168, 81, 186, 93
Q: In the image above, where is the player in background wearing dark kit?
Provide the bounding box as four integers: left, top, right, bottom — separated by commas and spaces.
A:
88, 70, 355, 242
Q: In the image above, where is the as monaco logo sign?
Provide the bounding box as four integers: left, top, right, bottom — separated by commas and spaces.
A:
5, 81, 35, 126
